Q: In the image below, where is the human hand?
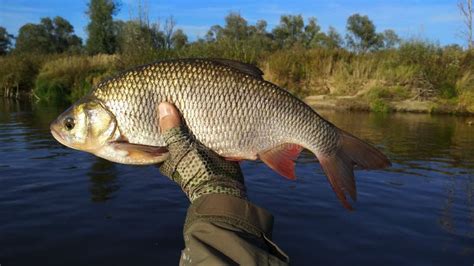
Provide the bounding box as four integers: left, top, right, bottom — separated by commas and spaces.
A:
158, 102, 247, 202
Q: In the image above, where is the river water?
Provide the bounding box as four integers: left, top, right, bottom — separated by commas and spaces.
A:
1, 99, 473, 265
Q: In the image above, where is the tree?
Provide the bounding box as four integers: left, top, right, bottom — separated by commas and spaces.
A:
202, 13, 271, 63
41, 17, 82, 53
15, 23, 51, 54
272, 15, 305, 47
303, 17, 325, 48
458, 0, 473, 49
171, 29, 188, 49
381, 29, 400, 49
223, 12, 249, 40
0, 27, 14, 55
15, 17, 82, 54
86, 0, 118, 55
322, 26, 344, 49
116, 19, 164, 63
205, 25, 223, 42
345, 13, 383, 52
50, 17, 82, 52
164, 16, 176, 49
255, 20, 267, 35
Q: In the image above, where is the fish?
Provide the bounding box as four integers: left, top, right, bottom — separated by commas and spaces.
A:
50, 58, 391, 209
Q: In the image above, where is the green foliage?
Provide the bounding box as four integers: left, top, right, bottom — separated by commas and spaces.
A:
381, 29, 400, 49
303, 17, 326, 48
365, 85, 398, 113
0, 27, 14, 55
3, 9, 474, 114
0, 54, 47, 98
273, 15, 305, 48
15, 16, 82, 54
367, 86, 410, 101
346, 13, 383, 53
34, 55, 117, 102
460, 91, 474, 112
370, 98, 391, 113
116, 19, 164, 67
266, 46, 308, 96
15, 23, 54, 54
34, 78, 68, 102
41, 17, 82, 53
322, 26, 344, 49
171, 29, 188, 49
196, 13, 273, 63
272, 15, 326, 49
86, 0, 118, 55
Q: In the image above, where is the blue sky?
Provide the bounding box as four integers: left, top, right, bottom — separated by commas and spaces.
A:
0, 0, 466, 46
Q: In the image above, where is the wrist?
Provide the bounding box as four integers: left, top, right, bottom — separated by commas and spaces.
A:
186, 177, 247, 202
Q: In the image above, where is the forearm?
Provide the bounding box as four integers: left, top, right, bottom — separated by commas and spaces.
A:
157, 103, 288, 265
180, 194, 289, 266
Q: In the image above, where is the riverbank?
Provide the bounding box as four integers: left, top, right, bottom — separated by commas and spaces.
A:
1, 43, 474, 114
305, 95, 474, 115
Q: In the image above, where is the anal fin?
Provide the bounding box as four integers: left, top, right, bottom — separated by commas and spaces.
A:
258, 143, 303, 180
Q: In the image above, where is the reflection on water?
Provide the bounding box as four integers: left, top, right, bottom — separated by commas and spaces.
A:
1, 98, 474, 265
87, 158, 119, 202
320, 109, 474, 257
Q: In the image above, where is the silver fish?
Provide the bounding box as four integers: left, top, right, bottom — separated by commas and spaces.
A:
50, 58, 390, 209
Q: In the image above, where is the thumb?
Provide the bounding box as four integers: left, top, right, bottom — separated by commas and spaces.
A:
158, 102, 182, 131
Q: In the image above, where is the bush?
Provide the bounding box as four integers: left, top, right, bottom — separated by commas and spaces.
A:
367, 85, 411, 101
459, 90, 474, 113
370, 98, 391, 113
34, 54, 117, 102
0, 54, 47, 98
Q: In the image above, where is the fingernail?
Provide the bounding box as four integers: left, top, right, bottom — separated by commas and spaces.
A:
159, 104, 172, 119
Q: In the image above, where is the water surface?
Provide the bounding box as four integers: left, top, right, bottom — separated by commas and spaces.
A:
1, 99, 473, 265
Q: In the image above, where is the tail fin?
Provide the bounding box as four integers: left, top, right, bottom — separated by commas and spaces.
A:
317, 130, 391, 210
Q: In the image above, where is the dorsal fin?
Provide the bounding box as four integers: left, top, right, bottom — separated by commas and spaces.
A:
211, 58, 264, 79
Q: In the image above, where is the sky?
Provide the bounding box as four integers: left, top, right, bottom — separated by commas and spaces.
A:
0, 0, 467, 46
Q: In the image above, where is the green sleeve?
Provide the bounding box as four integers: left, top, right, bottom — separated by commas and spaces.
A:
180, 194, 289, 266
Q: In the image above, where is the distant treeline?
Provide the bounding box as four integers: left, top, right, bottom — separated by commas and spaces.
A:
0, 0, 473, 113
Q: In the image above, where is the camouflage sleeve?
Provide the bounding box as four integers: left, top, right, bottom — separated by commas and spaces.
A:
159, 126, 246, 202
180, 194, 289, 266
159, 126, 288, 265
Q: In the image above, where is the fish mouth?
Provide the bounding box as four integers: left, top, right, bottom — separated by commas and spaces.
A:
50, 122, 67, 146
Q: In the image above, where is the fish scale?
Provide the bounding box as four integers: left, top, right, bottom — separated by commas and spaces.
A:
93, 59, 307, 155
53, 58, 391, 209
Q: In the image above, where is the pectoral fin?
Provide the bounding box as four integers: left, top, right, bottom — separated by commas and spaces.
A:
96, 141, 169, 165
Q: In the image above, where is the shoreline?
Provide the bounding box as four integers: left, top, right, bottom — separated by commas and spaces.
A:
304, 95, 474, 116
2, 94, 474, 116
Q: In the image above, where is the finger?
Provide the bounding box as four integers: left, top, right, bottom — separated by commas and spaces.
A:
158, 102, 182, 131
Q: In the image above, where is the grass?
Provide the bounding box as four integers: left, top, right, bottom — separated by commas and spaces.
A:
263, 42, 474, 113
370, 99, 391, 113
33, 54, 117, 102
459, 91, 474, 113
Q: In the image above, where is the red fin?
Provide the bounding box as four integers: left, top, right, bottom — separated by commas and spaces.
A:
317, 130, 391, 210
259, 143, 303, 180
318, 153, 356, 210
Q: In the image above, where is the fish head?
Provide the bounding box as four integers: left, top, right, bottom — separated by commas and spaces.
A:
51, 97, 169, 165
50, 98, 118, 153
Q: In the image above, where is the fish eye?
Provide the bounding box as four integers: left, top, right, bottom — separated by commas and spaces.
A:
64, 117, 75, 131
